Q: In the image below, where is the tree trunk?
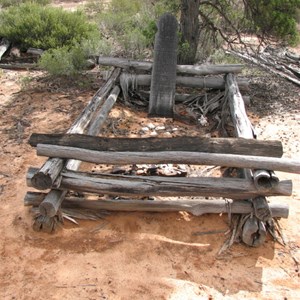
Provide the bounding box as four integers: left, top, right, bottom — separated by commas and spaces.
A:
178, 0, 201, 64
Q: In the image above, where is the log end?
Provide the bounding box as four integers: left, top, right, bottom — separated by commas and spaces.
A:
31, 172, 53, 190
39, 201, 57, 217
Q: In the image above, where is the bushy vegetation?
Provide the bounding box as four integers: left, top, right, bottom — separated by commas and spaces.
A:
0, 3, 98, 50
92, 0, 178, 58
0, 0, 49, 8
245, 0, 300, 46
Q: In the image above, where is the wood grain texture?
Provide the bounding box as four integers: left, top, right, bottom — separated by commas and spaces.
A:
36, 144, 300, 174
24, 192, 289, 218
29, 134, 283, 157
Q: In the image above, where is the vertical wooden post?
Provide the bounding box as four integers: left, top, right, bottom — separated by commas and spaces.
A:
149, 13, 178, 118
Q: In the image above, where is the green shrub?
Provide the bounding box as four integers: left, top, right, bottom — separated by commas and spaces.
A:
94, 0, 179, 58
246, 0, 300, 46
0, 0, 50, 8
0, 3, 98, 50
39, 46, 88, 76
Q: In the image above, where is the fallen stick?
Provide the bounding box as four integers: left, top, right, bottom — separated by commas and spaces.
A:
24, 192, 289, 219
36, 144, 300, 174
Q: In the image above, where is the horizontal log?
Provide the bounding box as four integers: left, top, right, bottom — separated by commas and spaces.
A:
0, 63, 39, 70
24, 192, 289, 218
37, 144, 300, 174
27, 168, 292, 198
124, 74, 248, 90
98, 56, 244, 75
29, 134, 283, 157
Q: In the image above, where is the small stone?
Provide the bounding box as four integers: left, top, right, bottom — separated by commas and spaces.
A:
147, 123, 155, 129
141, 127, 150, 132
172, 128, 179, 132
155, 125, 166, 131
163, 132, 172, 137
150, 131, 158, 137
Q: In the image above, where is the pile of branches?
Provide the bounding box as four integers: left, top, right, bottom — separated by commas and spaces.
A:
228, 47, 300, 87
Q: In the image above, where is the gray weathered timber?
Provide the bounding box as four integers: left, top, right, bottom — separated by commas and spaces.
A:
87, 86, 120, 135
31, 68, 121, 190
38, 86, 120, 217
0, 39, 10, 61
27, 168, 292, 198
24, 192, 289, 219
36, 144, 300, 174
226, 73, 254, 138
29, 134, 283, 157
123, 73, 249, 90
65, 85, 120, 170
149, 13, 178, 117
98, 56, 244, 75
26, 169, 292, 198
226, 73, 271, 246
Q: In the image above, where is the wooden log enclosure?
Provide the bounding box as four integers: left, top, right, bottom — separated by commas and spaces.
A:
24, 42, 294, 242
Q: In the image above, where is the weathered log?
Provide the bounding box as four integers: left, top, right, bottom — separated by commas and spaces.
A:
0, 39, 10, 61
98, 56, 244, 75
226, 73, 271, 245
29, 134, 283, 157
0, 63, 39, 70
27, 168, 292, 198
121, 73, 249, 90
27, 48, 44, 56
253, 169, 279, 189
30, 68, 121, 190
24, 192, 289, 218
242, 216, 267, 247
36, 144, 300, 174
226, 73, 254, 139
38, 86, 121, 217
87, 85, 120, 136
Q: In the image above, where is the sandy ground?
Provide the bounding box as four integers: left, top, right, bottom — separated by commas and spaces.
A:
0, 65, 299, 300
